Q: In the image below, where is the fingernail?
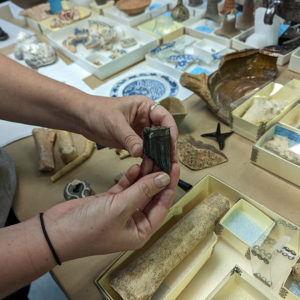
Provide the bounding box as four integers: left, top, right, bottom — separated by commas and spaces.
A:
154, 173, 170, 188
132, 144, 142, 156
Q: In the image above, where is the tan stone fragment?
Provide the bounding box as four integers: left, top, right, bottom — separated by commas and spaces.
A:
264, 135, 300, 166
177, 137, 228, 170
110, 192, 230, 300
32, 128, 56, 172
56, 130, 78, 164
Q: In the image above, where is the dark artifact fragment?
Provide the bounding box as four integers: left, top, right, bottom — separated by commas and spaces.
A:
64, 179, 93, 200
143, 126, 171, 172
201, 122, 233, 150
0, 27, 9, 41
178, 179, 193, 191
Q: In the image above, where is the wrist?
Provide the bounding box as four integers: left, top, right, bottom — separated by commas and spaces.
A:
23, 215, 57, 272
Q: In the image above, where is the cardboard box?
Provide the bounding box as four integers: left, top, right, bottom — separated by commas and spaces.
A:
95, 175, 299, 299
103, 1, 169, 27
47, 16, 158, 80
185, 16, 233, 48
231, 27, 295, 66
145, 34, 233, 77
232, 80, 300, 142
251, 125, 300, 186
279, 103, 300, 134
220, 199, 275, 256
206, 265, 271, 299
138, 16, 184, 44
24, 1, 92, 35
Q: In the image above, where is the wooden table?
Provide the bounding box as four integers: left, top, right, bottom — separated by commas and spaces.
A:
3, 66, 300, 300
1, 4, 299, 297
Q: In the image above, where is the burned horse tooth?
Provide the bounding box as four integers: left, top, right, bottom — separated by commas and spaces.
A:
143, 127, 171, 172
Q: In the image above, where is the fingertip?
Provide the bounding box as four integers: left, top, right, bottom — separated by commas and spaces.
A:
154, 172, 170, 188
130, 143, 143, 157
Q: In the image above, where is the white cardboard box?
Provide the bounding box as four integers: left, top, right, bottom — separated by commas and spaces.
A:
103, 0, 169, 27
47, 16, 158, 80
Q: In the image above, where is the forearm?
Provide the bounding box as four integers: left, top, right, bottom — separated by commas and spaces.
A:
0, 215, 56, 297
0, 54, 95, 134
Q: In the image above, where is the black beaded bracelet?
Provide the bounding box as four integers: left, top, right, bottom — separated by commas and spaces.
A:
39, 212, 62, 266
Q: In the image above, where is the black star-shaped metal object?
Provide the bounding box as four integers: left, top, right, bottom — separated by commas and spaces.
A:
201, 123, 233, 150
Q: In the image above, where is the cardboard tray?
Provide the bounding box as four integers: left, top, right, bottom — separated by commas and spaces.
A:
279, 103, 300, 134
145, 34, 233, 77
231, 27, 295, 66
220, 199, 275, 256
95, 175, 299, 299
47, 15, 158, 80
103, 0, 169, 27
231, 80, 300, 142
251, 125, 300, 187
288, 47, 300, 74
24, 1, 92, 35
206, 265, 271, 299
138, 16, 184, 44
184, 16, 232, 48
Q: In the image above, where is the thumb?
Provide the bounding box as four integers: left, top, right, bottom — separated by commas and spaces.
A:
120, 172, 170, 217
117, 117, 143, 157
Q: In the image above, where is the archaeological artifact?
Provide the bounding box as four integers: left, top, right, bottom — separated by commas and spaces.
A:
143, 127, 171, 172
177, 136, 228, 170
110, 192, 230, 300
180, 49, 278, 124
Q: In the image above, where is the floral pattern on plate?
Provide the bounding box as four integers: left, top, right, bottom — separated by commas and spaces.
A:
110, 72, 178, 100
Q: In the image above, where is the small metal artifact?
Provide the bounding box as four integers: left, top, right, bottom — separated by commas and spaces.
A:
64, 179, 93, 200
143, 127, 171, 172
201, 122, 233, 150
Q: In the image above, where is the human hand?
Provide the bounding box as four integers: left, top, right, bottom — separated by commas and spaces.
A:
80, 95, 178, 161
43, 162, 180, 261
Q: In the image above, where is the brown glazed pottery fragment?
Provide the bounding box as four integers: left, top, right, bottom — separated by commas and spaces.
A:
116, 0, 151, 15
180, 49, 278, 124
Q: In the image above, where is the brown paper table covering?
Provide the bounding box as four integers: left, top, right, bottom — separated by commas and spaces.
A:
1, 5, 299, 297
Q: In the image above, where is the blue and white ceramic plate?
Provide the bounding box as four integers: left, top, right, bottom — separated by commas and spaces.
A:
110, 72, 179, 101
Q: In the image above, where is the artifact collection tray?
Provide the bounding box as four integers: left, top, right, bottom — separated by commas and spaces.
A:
24, 1, 92, 35
279, 103, 300, 134
231, 80, 300, 142
231, 27, 295, 66
185, 16, 233, 48
47, 16, 157, 80
137, 15, 184, 44
95, 175, 300, 299
145, 34, 233, 77
251, 124, 300, 186
103, 0, 169, 27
